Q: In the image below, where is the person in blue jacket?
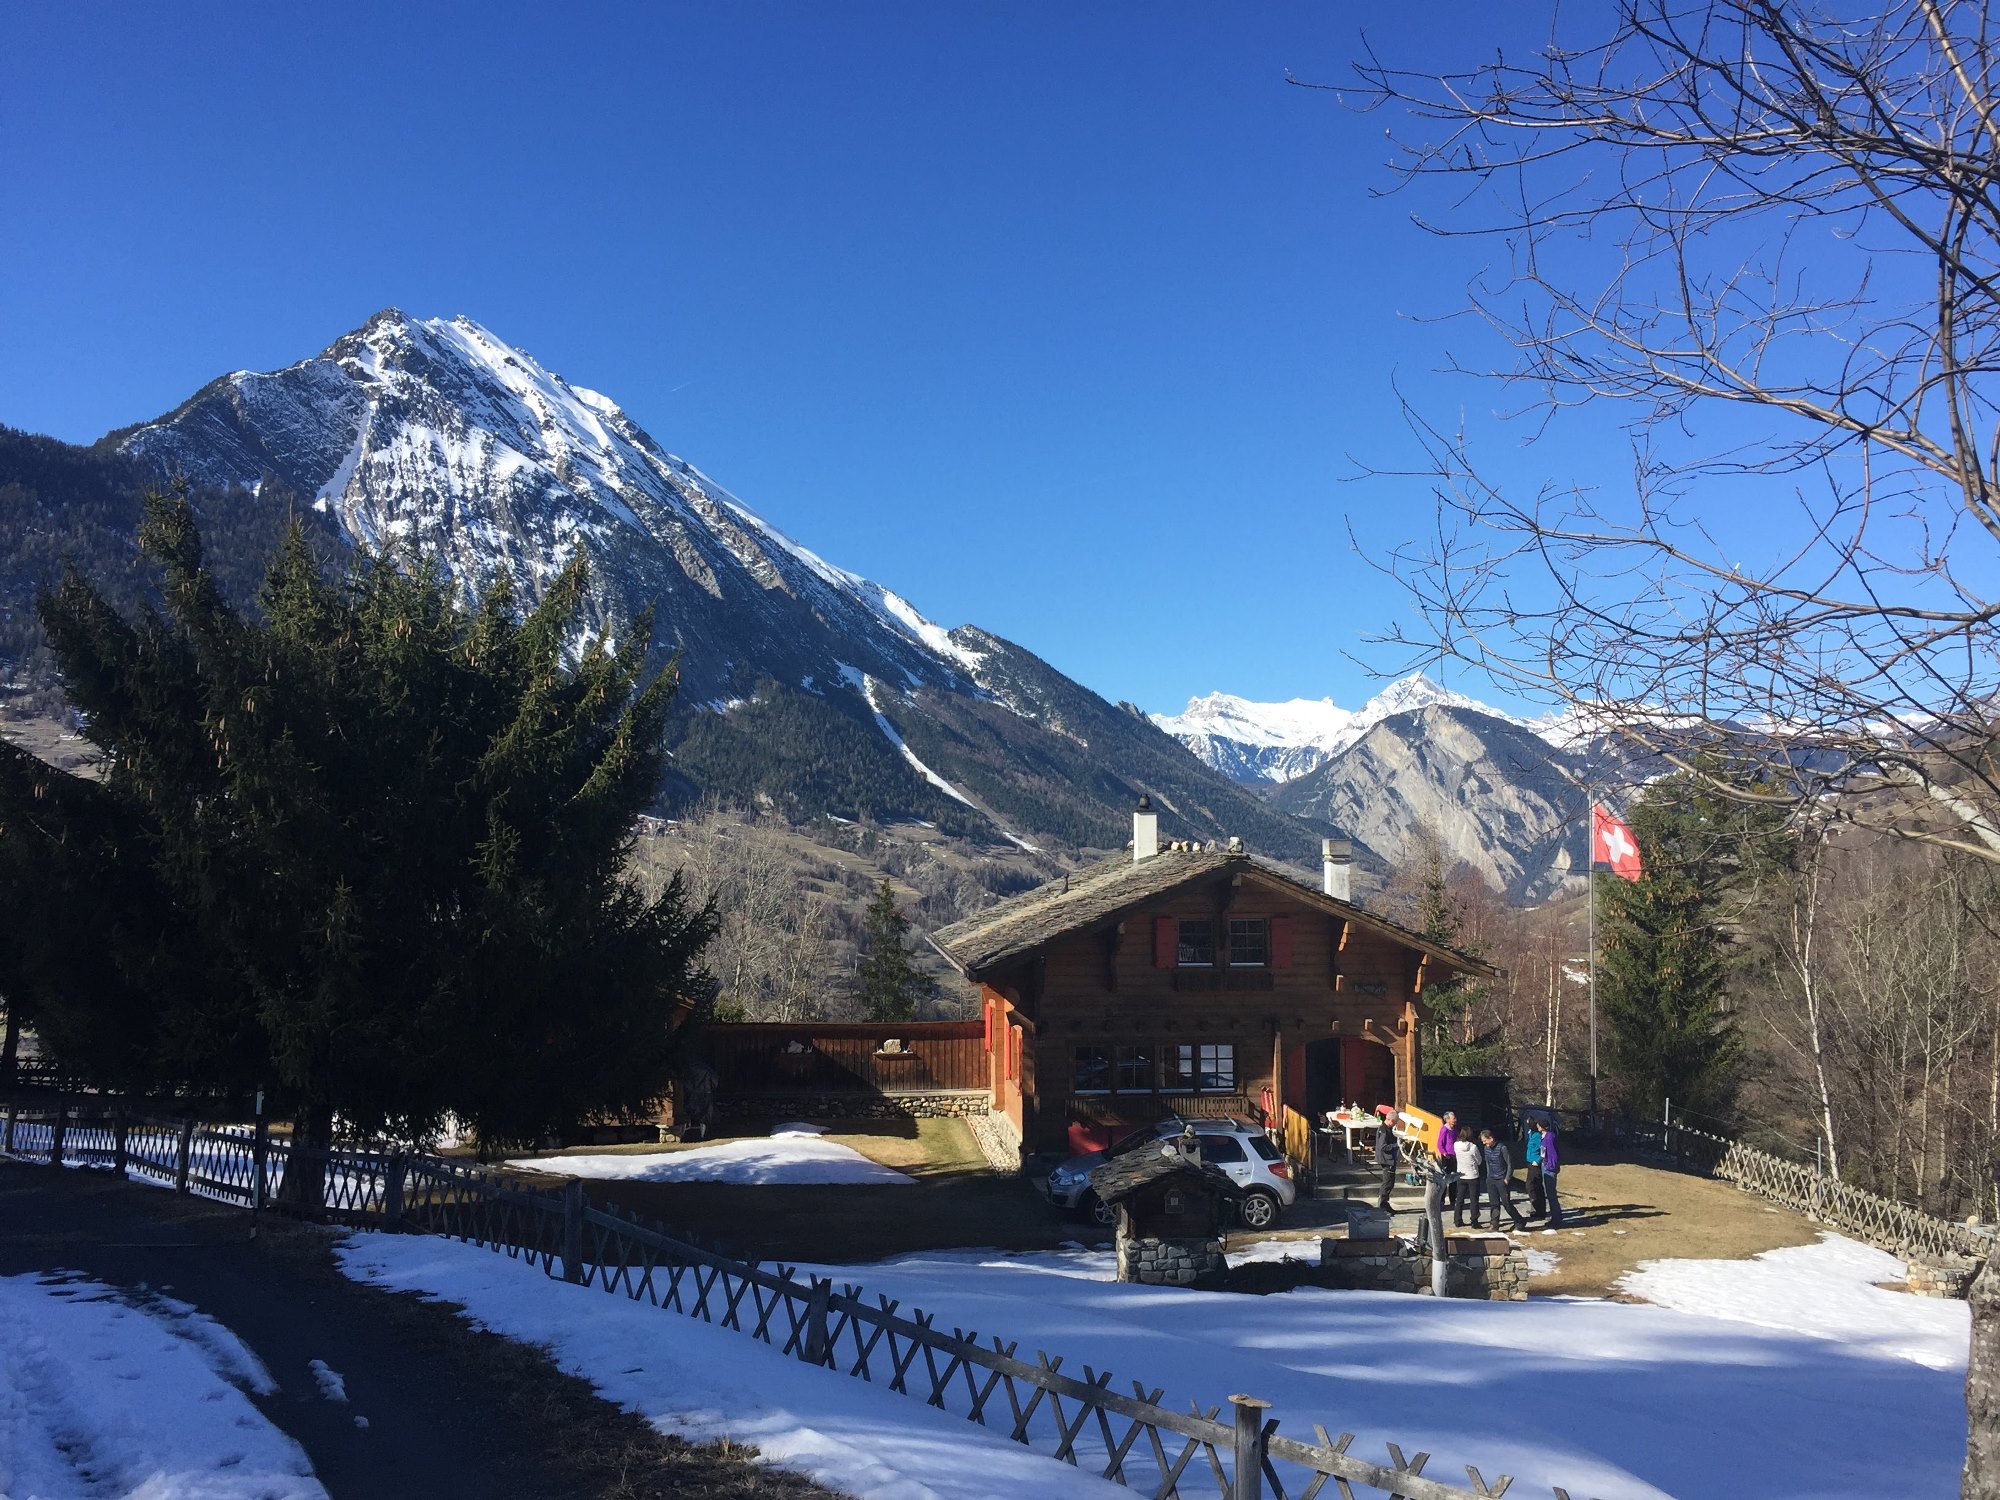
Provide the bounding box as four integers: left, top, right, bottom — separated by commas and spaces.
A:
1524, 1119, 1547, 1219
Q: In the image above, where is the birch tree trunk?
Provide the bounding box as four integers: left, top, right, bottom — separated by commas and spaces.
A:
1966, 1250, 2000, 1499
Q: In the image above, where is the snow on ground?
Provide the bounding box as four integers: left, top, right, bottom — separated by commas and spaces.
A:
0, 1270, 325, 1500
508, 1123, 915, 1187
339, 1229, 1966, 1500
339, 1235, 1124, 1500
1618, 1233, 1968, 1371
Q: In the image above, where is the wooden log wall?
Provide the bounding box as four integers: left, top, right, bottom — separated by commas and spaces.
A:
703, 1021, 987, 1096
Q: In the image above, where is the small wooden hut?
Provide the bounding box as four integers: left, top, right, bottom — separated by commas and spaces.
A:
1089, 1128, 1242, 1286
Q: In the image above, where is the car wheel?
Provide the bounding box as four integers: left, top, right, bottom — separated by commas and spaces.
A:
1238, 1190, 1281, 1231
1082, 1191, 1116, 1229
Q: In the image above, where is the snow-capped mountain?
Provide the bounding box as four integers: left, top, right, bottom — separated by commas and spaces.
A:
101, 311, 1326, 860
1153, 673, 1544, 784
120, 310, 981, 706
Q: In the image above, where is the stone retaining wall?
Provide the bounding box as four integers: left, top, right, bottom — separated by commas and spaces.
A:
965, 1110, 1023, 1173
1117, 1234, 1226, 1287
713, 1089, 992, 1122
1320, 1233, 1529, 1301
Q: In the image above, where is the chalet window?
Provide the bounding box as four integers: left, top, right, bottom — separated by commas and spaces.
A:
1177, 919, 1215, 967
1198, 1042, 1236, 1092
1228, 918, 1268, 968
1161, 1042, 1236, 1095
1072, 1045, 1111, 1095
1115, 1044, 1154, 1092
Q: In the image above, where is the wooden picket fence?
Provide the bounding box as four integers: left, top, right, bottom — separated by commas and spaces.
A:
1, 1093, 1597, 1500
1653, 1114, 1991, 1266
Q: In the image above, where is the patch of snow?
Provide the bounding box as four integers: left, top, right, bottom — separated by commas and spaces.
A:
0, 1270, 326, 1499
307, 1358, 349, 1402
340, 1235, 1119, 1500
860, 675, 978, 808
508, 1125, 913, 1187
315, 419, 368, 507
1523, 1247, 1561, 1277
1617, 1232, 1968, 1371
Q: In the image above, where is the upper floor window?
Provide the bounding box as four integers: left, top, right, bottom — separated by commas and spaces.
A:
1228, 918, 1268, 968
1177, 919, 1215, 967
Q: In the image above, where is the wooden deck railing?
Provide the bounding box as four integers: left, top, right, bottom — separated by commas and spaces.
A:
2, 1091, 1596, 1500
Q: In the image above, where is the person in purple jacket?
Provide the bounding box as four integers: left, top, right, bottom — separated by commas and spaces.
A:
1541, 1122, 1566, 1228
1435, 1111, 1459, 1211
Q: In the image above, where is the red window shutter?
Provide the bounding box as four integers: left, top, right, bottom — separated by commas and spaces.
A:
1153, 917, 1178, 968
983, 999, 994, 1051
1270, 915, 1294, 969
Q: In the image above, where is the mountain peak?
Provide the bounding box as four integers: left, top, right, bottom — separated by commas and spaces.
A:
1151, 671, 1555, 785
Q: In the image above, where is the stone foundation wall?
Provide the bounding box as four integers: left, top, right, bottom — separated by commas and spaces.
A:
713, 1089, 992, 1122
1908, 1256, 1980, 1299
1321, 1234, 1529, 1301
1117, 1234, 1226, 1286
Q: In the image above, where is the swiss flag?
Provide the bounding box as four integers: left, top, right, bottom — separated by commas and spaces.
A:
1592, 804, 1644, 881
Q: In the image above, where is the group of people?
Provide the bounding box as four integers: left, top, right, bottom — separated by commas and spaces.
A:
1372, 1108, 1566, 1231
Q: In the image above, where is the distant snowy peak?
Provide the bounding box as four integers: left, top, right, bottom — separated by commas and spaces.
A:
1153, 673, 1563, 783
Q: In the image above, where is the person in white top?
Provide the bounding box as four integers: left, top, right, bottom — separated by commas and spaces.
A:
1452, 1134, 1483, 1227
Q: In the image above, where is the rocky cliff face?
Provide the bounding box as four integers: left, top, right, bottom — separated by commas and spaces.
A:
1269, 704, 1610, 902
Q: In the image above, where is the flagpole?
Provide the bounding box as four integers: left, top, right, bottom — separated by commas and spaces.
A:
1587, 792, 1599, 1132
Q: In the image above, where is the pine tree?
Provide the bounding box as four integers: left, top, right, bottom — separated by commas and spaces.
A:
1597, 774, 1755, 1122
2, 488, 717, 1152
852, 879, 936, 1023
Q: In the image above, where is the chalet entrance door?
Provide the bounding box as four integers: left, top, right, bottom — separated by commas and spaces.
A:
1302, 1037, 1343, 1118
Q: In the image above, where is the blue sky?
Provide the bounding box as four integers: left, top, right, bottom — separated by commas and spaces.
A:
5, 4, 1649, 716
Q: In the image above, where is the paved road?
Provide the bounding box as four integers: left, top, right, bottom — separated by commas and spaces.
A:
0, 1162, 577, 1499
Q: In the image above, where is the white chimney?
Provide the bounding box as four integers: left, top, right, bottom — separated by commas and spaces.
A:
1322, 838, 1353, 901
1133, 795, 1159, 863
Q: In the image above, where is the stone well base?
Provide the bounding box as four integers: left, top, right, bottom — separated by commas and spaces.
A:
1908, 1257, 1980, 1299
1320, 1233, 1529, 1300
1117, 1234, 1226, 1286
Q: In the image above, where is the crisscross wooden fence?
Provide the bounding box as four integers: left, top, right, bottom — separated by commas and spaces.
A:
1652, 1114, 1991, 1266
2, 1093, 1596, 1500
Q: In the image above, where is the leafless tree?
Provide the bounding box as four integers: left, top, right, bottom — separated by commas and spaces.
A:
1317, 0, 2000, 861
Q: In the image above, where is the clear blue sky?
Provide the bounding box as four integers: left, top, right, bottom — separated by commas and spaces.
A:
4, 3, 1638, 716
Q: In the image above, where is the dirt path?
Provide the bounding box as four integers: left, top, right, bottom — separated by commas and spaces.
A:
0, 1163, 838, 1499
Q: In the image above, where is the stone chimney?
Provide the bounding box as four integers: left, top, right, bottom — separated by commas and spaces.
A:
1133, 795, 1159, 863
1322, 838, 1353, 901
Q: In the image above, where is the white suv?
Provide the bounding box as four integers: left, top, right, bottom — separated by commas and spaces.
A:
1044, 1116, 1296, 1230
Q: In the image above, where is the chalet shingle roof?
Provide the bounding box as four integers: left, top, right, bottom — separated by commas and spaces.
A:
928, 847, 1500, 981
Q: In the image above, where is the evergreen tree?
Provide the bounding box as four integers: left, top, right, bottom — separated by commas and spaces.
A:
1, 489, 717, 1152
1597, 774, 1758, 1122
852, 879, 936, 1022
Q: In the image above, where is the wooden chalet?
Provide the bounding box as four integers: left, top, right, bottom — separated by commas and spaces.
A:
929, 800, 1499, 1164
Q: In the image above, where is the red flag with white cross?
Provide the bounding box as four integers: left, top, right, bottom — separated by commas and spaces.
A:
1592, 804, 1643, 881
